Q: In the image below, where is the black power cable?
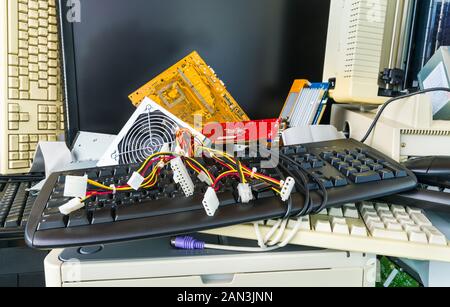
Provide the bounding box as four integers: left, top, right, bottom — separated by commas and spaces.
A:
279, 153, 329, 215
276, 162, 311, 217
361, 87, 450, 143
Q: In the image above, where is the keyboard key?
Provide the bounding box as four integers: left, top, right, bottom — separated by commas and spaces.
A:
362, 209, 379, 221
371, 228, 408, 241
68, 210, 91, 228
314, 219, 332, 233
343, 204, 359, 218
406, 207, 422, 215
369, 163, 384, 171
37, 214, 66, 230
411, 213, 433, 227
394, 211, 410, 220
330, 158, 341, 166
382, 162, 407, 178
337, 162, 349, 171
320, 151, 333, 160
349, 222, 368, 237
422, 226, 447, 246
362, 158, 375, 165
332, 223, 349, 235
407, 230, 428, 244
328, 207, 343, 217
375, 203, 390, 211
367, 220, 385, 231
4, 216, 20, 228
341, 166, 358, 176
8, 0, 19, 54
360, 202, 375, 211
399, 218, 415, 227
391, 205, 406, 214
349, 171, 381, 184
331, 176, 348, 187
385, 221, 403, 231
355, 164, 370, 173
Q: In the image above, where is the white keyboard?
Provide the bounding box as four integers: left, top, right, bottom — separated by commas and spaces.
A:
0, 0, 64, 174
205, 202, 450, 262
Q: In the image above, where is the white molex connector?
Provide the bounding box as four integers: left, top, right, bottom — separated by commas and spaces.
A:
127, 172, 145, 191
59, 198, 85, 215
197, 171, 213, 186
280, 177, 295, 201
64, 175, 88, 198
202, 187, 220, 216
170, 157, 195, 197
237, 183, 253, 204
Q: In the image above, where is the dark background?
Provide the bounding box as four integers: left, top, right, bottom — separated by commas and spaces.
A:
67, 0, 331, 136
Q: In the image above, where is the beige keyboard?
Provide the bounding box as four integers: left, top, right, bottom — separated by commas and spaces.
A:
205, 202, 450, 262
1, 0, 64, 174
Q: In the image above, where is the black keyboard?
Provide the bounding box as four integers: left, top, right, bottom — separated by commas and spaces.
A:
25, 139, 417, 249
0, 175, 42, 239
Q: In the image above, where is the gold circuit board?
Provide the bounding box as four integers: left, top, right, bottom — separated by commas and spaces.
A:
128, 51, 250, 130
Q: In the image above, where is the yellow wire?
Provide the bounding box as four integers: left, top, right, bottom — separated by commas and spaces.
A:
184, 157, 214, 183
87, 146, 283, 198
137, 152, 174, 173
88, 161, 161, 192
239, 161, 246, 184
271, 188, 281, 195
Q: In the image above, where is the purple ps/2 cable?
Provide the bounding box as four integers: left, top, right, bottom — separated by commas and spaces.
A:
171, 236, 206, 250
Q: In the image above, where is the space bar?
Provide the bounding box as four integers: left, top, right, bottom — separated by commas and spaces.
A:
115, 192, 235, 221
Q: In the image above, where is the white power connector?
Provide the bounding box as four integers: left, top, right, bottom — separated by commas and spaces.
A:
197, 171, 213, 186
127, 172, 145, 191
64, 175, 88, 198
237, 183, 253, 204
202, 187, 220, 216
59, 198, 85, 215
170, 157, 195, 197
280, 177, 295, 201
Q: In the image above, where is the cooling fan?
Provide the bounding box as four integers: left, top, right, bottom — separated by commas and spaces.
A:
97, 98, 206, 167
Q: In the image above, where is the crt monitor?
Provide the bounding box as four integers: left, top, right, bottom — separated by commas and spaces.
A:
58, 0, 331, 145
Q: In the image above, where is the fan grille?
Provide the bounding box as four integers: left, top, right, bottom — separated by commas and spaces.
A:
115, 109, 178, 165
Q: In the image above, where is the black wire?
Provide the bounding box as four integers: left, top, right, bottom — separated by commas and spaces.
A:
273, 165, 294, 219
279, 154, 328, 215
276, 156, 312, 217
361, 87, 450, 143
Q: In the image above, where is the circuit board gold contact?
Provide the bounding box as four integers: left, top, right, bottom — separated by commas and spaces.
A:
128, 51, 250, 129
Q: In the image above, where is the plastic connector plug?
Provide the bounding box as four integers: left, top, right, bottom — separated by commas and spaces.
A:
202, 187, 220, 216
171, 236, 205, 250
197, 171, 213, 186
170, 157, 195, 197
280, 177, 295, 201
237, 183, 253, 204
127, 172, 145, 191
59, 198, 85, 215
63, 175, 88, 198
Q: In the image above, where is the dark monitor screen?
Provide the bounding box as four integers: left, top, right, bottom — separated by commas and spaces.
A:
59, 0, 331, 144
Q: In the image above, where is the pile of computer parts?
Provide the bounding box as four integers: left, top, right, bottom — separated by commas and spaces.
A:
0, 50, 431, 263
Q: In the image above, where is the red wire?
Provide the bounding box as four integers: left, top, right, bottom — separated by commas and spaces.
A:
213, 157, 234, 170
213, 172, 241, 191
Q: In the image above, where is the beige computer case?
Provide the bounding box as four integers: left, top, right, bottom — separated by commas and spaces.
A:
44, 248, 376, 287
331, 95, 450, 161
